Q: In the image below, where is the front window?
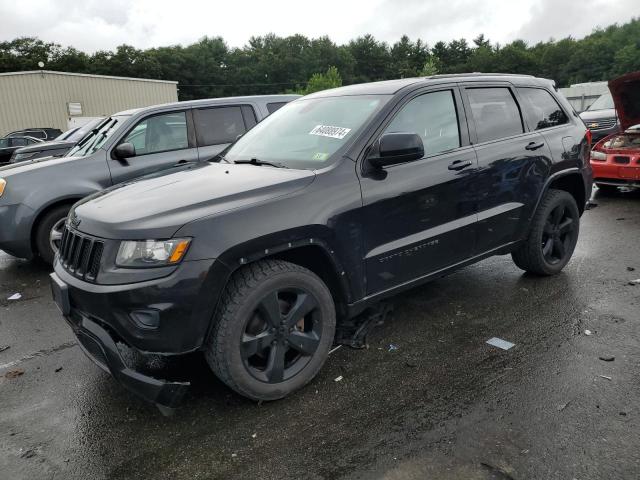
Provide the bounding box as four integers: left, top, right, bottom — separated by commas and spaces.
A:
224, 95, 391, 169
119, 112, 188, 156
588, 92, 614, 111
67, 116, 127, 157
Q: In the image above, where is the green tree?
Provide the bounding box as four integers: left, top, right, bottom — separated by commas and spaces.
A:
418, 58, 439, 76
299, 66, 342, 95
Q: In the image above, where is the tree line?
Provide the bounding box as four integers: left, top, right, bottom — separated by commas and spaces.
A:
1, 18, 638, 100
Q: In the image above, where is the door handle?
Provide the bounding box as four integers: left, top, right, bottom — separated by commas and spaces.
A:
525, 141, 545, 151
448, 160, 472, 171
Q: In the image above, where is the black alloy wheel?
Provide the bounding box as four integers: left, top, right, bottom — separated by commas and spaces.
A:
241, 288, 323, 383
541, 203, 578, 265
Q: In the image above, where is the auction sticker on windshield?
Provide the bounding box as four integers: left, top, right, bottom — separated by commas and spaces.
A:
309, 125, 352, 140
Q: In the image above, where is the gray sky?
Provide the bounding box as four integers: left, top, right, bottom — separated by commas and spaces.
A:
0, 0, 634, 52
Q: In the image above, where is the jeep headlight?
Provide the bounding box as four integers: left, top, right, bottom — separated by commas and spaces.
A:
0, 178, 6, 197
116, 238, 191, 268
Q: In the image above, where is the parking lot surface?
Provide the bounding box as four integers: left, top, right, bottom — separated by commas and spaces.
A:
1, 189, 639, 480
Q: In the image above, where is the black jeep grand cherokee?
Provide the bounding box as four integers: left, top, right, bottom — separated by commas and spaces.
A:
51, 74, 592, 410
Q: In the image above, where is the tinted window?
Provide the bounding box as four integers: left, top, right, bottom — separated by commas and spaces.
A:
194, 106, 246, 146
517, 88, 568, 130
0, 138, 9, 148
121, 112, 188, 156
467, 88, 523, 143
267, 102, 288, 114
385, 90, 460, 156
12, 138, 28, 146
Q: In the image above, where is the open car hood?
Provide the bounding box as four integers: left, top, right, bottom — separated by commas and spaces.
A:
609, 71, 640, 131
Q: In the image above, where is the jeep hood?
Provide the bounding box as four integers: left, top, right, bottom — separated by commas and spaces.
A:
72, 162, 316, 239
609, 71, 640, 131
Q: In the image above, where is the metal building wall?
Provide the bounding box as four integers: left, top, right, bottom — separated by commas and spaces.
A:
0, 71, 178, 136
559, 81, 609, 113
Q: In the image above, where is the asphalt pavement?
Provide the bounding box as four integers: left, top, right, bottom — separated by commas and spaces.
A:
1, 188, 639, 480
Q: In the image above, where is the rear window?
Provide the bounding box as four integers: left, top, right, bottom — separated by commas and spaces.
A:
194, 106, 247, 146
518, 87, 568, 130
466, 88, 524, 143
267, 102, 288, 114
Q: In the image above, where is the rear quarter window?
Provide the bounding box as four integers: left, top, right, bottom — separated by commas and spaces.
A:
267, 102, 288, 114
517, 87, 568, 130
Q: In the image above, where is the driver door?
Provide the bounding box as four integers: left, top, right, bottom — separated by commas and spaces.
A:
107, 110, 198, 185
359, 86, 478, 295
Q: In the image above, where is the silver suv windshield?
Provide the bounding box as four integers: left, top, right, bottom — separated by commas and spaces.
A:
66, 116, 127, 157
588, 92, 614, 111
224, 95, 391, 169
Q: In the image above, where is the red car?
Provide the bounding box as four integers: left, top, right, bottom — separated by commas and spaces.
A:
590, 71, 640, 193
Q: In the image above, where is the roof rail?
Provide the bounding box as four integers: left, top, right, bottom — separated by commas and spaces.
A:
424, 72, 535, 79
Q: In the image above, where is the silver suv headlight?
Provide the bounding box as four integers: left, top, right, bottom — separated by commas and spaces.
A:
115, 238, 191, 268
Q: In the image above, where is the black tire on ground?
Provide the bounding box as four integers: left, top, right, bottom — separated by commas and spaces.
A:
596, 183, 618, 194
34, 205, 70, 265
511, 189, 580, 276
205, 259, 336, 401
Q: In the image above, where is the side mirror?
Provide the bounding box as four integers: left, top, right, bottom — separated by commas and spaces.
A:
113, 142, 136, 159
368, 133, 424, 168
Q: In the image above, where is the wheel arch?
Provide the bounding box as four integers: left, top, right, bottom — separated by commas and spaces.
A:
537, 169, 588, 216
216, 238, 353, 321
30, 196, 83, 255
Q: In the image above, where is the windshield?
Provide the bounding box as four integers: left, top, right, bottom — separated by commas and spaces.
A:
66, 116, 126, 157
588, 92, 614, 111
224, 95, 391, 169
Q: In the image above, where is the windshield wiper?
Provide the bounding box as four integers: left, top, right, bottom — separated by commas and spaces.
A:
234, 158, 288, 168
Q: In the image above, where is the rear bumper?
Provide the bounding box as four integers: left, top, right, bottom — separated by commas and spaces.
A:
51, 272, 190, 409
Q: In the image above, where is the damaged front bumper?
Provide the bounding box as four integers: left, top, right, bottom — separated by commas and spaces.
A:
50, 272, 189, 412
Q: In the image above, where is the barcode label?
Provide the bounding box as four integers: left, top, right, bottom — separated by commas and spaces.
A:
309, 125, 351, 139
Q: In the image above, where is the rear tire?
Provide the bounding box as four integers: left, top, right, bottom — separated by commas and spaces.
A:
511, 189, 580, 276
34, 205, 70, 266
205, 259, 336, 401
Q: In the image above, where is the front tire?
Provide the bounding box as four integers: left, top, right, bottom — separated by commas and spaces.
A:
206, 259, 336, 401
512, 189, 580, 275
34, 205, 70, 265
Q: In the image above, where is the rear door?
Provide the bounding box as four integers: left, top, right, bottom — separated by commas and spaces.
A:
107, 110, 199, 185
359, 85, 478, 294
460, 83, 553, 254
193, 105, 258, 160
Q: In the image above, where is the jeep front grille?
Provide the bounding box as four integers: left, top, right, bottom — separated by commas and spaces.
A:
59, 227, 104, 282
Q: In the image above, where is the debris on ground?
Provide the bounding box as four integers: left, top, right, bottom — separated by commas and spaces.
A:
54, 367, 63, 372
585, 201, 598, 210
251, 433, 257, 439
557, 400, 571, 411
4, 369, 24, 379
0, 345, 10, 353
405, 358, 418, 368
388, 344, 399, 352
7, 293, 21, 301
335, 302, 393, 349
231, 453, 237, 458
20, 449, 36, 459
328, 345, 342, 355
584, 329, 593, 336
616, 217, 625, 221
486, 337, 515, 350
628, 279, 640, 286
599, 375, 612, 381
334, 375, 343, 382
628, 267, 636, 272
599, 356, 615, 362
480, 462, 515, 480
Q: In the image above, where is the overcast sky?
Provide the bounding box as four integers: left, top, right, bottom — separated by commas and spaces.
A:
0, 0, 634, 52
